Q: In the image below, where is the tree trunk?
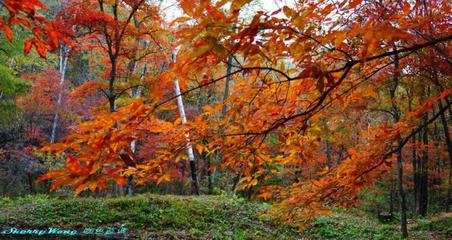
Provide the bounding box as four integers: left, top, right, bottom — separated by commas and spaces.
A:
412, 133, 419, 210
407, 87, 419, 212
220, 55, 235, 190
417, 115, 429, 216
390, 50, 408, 238
125, 57, 148, 197
326, 140, 333, 167
437, 99, 452, 211
396, 146, 408, 238
389, 182, 395, 216
50, 44, 69, 143
221, 55, 234, 117
231, 173, 242, 193
207, 154, 213, 194
172, 51, 199, 195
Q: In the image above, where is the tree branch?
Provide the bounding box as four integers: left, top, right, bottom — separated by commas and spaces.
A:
355, 99, 452, 180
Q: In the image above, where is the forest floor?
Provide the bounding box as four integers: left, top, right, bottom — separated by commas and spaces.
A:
0, 193, 450, 239
406, 212, 452, 240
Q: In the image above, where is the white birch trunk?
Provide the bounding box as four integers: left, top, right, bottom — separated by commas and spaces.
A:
50, 44, 69, 143
172, 50, 199, 194
172, 52, 195, 163
174, 78, 196, 162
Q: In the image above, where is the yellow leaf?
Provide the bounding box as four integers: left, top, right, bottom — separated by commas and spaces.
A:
192, 42, 213, 59
202, 105, 214, 114
250, 179, 258, 186
195, 144, 205, 154
157, 174, 171, 184
88, 181, 97, 192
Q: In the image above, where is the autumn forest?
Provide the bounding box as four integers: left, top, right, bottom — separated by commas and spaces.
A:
0, 0, 450, 239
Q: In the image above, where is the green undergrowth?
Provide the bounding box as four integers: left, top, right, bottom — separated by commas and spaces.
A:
0, 194, 450, 239
304, 208, 451, 240
0, 194, 300, 239
410, 214, 451, 239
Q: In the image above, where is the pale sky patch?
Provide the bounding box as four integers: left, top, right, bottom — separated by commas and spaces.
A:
159, 0, 293, 22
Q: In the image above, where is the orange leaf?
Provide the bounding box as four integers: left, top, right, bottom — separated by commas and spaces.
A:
258, 191, 273, 200
111, 174, 126, 186
88, 181, 98, 192
23, 39, 33, 55
170, 16, 191, 26
283, 6, 296, 18
180, 0, 193, 16
3, 26, 13, 42
75, 181, 90, 195
231, 0, 252, 11
402, 1, 410, 14
50, 177, 72, 191
348, 0, 362, 9
37, 169, 65, 182
35, 42, 47, 58
47, 27, 59, 48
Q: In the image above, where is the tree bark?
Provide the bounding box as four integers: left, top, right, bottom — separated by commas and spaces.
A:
223, 55, 239, 192
407, 88, 419, 211
326, 140, 333, 167
389, 182, 395, 216
50, 44, 69, 143
172, 51, 199, 195
390, 50, 408, 238
437, 99, 452, 211
417, 113, 429, 216
396, 144, 408, 238
412, 133, 419, 210
206, 153, 213, 194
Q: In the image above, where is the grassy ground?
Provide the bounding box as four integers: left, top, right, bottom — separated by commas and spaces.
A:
0, 194, 450, 239
0, 194, 300, 239
304, 209, 451, 240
